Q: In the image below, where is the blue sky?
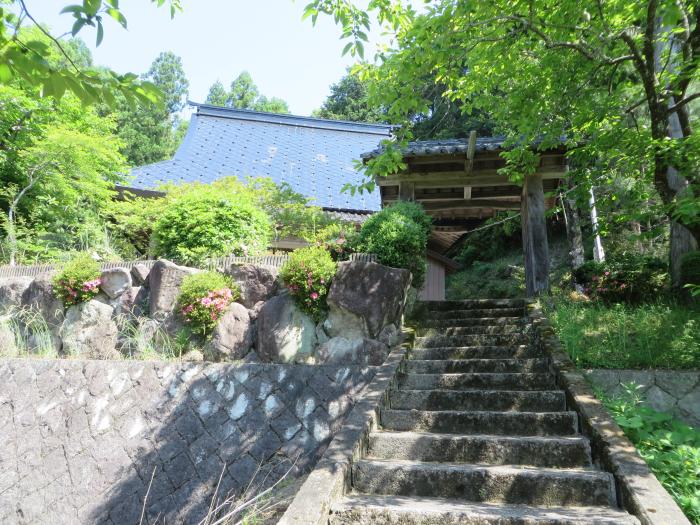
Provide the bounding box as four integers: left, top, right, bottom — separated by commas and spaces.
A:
29, 1, 385, 115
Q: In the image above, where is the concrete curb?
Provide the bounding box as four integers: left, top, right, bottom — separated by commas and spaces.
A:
278, 339, 409, 525
527, 303, 691, 525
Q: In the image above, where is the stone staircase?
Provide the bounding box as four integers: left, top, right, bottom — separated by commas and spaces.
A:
329, 299, 640, 524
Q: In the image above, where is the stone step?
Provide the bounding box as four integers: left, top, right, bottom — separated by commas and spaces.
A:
421, 299, 529, 310
367, 432, 592, 468
405, 358, 549, 374
417, 325, 532, 337
428, 307, 526, 319
401, 373, 556, 391
412, 345, 542, 360
389, 389, 566, 412
352, 459, 616, 506
420, 316, 526, 328
330, 495, 641, 525
414, 334, 532, 348
381, 410, 578, 436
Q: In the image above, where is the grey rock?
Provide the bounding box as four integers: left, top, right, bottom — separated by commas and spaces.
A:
130, 263, 151, 287
148, 260, 199, 321
110, 286, 143, 318
678, 388, 700, 424
316, 321, 330, 346
224, 264, 279, 308
0, 316, 18, 356
654, 371, 699, 398
205, 302, 253, 361
325, 261, 411, 340
60, 300, 120, 359
100, 268, 132, 299
377, 324, 399, 347
248, 301, 265, 322
316, 337, 389, 366
0, 277, 33, 312
256, 294, 317, 363
21, 273, 64, 331
644, 385, 677, 413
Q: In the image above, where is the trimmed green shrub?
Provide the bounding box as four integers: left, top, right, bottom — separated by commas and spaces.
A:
52, 253, 102, 307
152, 188, 273, 265
573, 254, 667, 303
280, 246, 337, 321
680, 251, 700, 286
357, 202, 431, 287
177, 271, 239, 337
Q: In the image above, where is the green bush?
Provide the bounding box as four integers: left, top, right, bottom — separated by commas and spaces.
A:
357, 202, 431, 287
573, 254, 667, 303
681, 251, 700, 286
152, 188, 272, 265
604, 385, 700, 523
280, 246, 337, 321
177, 271, 239, 337
52, 253, 102, 307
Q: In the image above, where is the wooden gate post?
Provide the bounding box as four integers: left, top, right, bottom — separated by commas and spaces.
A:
521, 174, 550, 296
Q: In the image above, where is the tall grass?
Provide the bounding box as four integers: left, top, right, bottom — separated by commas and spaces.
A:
0, 306, 58, 358
547, 298, 700, 369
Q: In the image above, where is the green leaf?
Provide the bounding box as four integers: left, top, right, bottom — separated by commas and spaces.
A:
71, 18, 87, 36
106, 8, 127, 28
341, 42, 353, 56
96, 20, 104, 46
0, 62, 12, 82
60, 5, 84, 15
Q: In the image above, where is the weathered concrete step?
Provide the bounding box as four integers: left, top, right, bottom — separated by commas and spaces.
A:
417, 325, 532, 337
412, 345, 542, 360
420, 316, 526, 328
414, 334, 532, 348
421, 299, 529, 310
402, 373, 555, 391
352, 459, 616, 506
381, 410, 578, 436
330, 495, 641, 525
389, 389, 566, 412
367, 432, 592, 467
428, 307, 525, 319
405, 358, 549, 374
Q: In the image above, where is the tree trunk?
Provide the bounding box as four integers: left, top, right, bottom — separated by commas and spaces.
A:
521, 174, 550, 296
588, 186, 605, 263
560, 187, 585, 290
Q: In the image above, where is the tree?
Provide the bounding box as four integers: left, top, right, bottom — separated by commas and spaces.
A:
0, 1, 181, 107
204, 72, 290, 113
206, 81, 228, 106
314, 71, 385, 122
303, 0, 700, 286
144, 51, 189, 114
112, 51, 190, 166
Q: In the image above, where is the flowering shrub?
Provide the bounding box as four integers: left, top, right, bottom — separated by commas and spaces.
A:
52, 253, 102, 307
280, 246, 337, 320
573, 254, 667, 303
177, 272, 240, 336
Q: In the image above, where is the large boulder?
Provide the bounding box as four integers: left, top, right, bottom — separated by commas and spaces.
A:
110, 286, 146, 318
205, 302, 253, 361
148, 259, 199, 321
315, 336, 389, 365
0, 276, 33, 312
21, 273, 64, 353
256, 294, 317, 363
223, 264, 279, 308
100, 267, 132, 299
130, 263, 151, 287
60, 299, 120, 359
324, 261, 412, 340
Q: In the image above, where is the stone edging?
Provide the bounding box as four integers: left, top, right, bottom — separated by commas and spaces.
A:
527, 304, 691, 525
277, 338, 410, 525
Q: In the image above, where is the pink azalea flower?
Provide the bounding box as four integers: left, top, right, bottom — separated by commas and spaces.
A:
310, 292, 319, 300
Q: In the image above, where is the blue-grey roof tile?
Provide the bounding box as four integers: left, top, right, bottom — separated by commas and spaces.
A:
128, 103, 392, 212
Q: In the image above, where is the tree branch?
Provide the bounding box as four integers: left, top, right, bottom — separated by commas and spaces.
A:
17, 0, 81, 74
667, 91, 700, 113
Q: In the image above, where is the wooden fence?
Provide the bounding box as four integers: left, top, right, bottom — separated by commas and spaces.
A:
0, 253, 378, 278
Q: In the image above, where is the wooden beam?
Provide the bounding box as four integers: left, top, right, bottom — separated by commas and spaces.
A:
376, 166, 566, 187
399, 181, 415, 201
421, 199, 521, 212
466, 131, 477, 173
521, 174, 550, 296
463, 186, 472, 199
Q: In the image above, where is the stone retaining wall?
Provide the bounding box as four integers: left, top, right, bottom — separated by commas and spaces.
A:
584, 369, 700, 427
0, 358, 374, 524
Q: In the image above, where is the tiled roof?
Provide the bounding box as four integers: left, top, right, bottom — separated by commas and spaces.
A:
128, 103, 392, 211
361, 137, 507, 160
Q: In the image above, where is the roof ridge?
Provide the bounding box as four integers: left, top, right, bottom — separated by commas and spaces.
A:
189, 101, 393, 135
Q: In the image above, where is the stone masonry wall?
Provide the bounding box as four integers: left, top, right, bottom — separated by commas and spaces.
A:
584, 369, 700, 426
0, 358, 374, 524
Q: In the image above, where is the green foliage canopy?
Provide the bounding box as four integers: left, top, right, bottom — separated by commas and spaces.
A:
205, 71, 290, 113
